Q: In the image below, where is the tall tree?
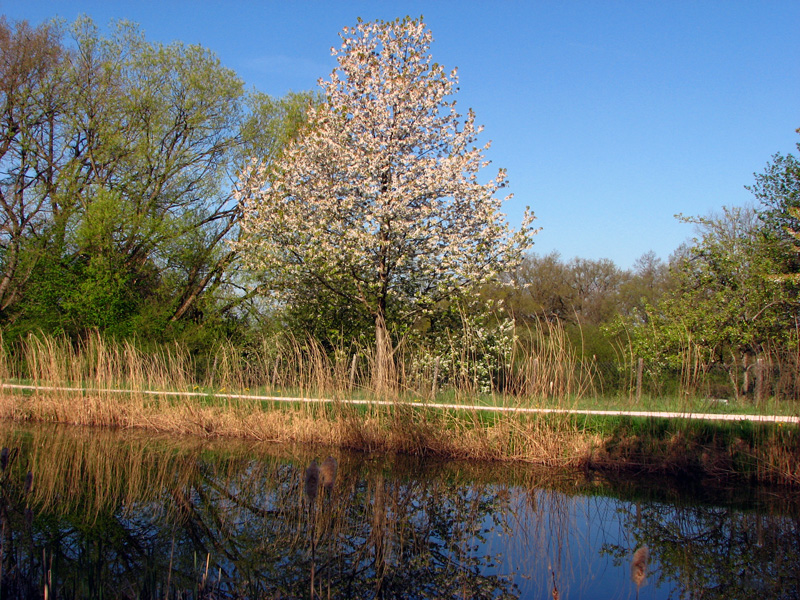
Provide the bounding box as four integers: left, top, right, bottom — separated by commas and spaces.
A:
617, 251, 672, 322
750, 130, 800, 284
235, 17, 535, 388
0, 16, 313, 340
0, 17, 66, 312
503, 252, 574, 323
634, 206, 789, 382
566, 257, 627, 325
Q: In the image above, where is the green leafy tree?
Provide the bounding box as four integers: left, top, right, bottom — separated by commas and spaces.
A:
0, 16, 313, 342
769, 206, 800, 284
750, 132, 800, 240
0, 17, 66, 313
750, 130, 800, 288
633, 207, 789, 393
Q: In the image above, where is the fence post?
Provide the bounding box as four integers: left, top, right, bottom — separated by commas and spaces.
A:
636, 357, 644, 403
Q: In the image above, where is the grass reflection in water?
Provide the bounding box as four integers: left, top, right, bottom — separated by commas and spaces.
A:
0, 422, 796, 599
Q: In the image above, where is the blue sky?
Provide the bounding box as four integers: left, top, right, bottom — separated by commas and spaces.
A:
4, 1, 798, 269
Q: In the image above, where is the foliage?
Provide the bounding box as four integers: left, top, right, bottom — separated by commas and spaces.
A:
235, 17, 535, 387
633, 207, 789, 369
617, 250, 673, 322
411, 299, 517, 394
771, 205, 800, 284
502, 252, 575, 322
501, 250, 671, 327
0, 16, 313, 343
750, 132, 800, 245
750, 130, 800, 285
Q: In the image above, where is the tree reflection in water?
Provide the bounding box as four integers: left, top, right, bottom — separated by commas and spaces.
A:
602, 496, 800, 599
0, 425, 520, 599
0, 423, 796, 599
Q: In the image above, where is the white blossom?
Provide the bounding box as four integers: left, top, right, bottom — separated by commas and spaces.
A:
233, 17, 536, 382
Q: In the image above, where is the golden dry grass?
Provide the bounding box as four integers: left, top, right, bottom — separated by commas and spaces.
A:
0, 387, 600, 469
1, 331, 798, 485
0, 329, 603, 468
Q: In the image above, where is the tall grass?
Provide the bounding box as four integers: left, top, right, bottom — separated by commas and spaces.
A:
0, 327, 798, 484
1, 318, 601, 405
506, 319, 600, 399
0, 329, 600, 467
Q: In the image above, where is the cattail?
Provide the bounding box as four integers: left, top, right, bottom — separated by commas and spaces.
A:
551, 570, 559, 600
320, 456, 337, 492
24, 471, 33, 494
631, 545, 649, 590
0, 447, 8, 472
304, 460, 319, 501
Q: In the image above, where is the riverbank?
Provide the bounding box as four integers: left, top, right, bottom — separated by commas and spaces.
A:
0, 385, 797, 486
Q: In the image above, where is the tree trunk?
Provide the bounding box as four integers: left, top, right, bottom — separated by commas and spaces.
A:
373, 312, 394, 395
0, 242, 19, 311
170, 250, 235, 322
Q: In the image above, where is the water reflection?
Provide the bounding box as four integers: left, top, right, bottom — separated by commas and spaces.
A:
630, 546, 648, 597
0, 423, 796, 599
601, 496, 800, 599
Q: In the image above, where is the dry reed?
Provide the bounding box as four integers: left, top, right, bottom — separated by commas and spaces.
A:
0, 320, 608, 405
0, 331, 798, 483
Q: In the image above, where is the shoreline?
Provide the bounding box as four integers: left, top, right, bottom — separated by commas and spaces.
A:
0, 387, 798, 487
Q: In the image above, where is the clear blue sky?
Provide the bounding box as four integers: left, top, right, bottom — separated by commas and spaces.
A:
4, 0, 798, 269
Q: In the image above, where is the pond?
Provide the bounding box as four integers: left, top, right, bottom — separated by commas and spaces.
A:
0, 422, 796, 599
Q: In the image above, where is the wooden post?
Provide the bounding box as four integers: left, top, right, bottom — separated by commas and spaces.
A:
636, 357, 644, 403
349, 354, 358, 391
755, 357, 764, 406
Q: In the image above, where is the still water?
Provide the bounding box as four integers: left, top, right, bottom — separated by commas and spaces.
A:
0, 422, 796, 599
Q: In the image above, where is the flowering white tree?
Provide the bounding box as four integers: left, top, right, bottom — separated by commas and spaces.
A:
234, 17, 536, 388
